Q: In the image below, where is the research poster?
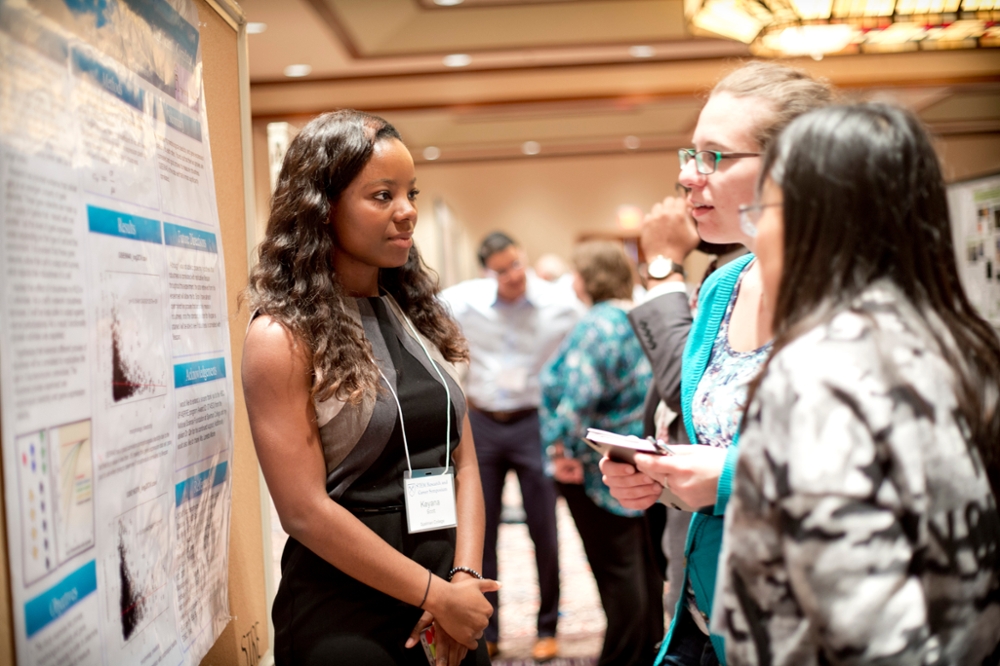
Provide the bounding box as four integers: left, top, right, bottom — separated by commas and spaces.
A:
948, 172, 1000, 329
0, 1, 235, 664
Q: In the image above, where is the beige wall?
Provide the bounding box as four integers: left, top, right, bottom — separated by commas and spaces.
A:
936, 133, 1000, 184
415, 151, 674, 271
251, 121, 1000, 285
413, 135, 1000, 271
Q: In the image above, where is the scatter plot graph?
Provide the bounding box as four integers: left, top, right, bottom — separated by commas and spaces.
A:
105, 494, 170, 644
101, 272, 167, 404
51, 420, 95, 562
17, 430, 54, 585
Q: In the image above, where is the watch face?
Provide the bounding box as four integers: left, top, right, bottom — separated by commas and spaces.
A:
647, 257, 674, 279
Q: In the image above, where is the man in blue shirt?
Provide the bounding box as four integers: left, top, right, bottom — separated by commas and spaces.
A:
441, 232, 582, 661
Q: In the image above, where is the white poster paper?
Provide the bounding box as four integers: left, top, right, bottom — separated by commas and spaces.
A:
948, 172, 1000, 328
0, 1, 235, 664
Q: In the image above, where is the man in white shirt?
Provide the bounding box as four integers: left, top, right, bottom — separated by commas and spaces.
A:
441, 232, 582, 661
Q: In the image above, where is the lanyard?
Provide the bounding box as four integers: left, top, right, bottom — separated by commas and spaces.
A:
376, 312, 452, 475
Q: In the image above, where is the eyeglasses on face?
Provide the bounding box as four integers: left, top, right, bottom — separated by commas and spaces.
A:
485, 259, 523, 280
738, 202, 782, 238
678, 149, 761, 175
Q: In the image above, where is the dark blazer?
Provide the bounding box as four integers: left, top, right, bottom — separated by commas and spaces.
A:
628, 290, 693, 444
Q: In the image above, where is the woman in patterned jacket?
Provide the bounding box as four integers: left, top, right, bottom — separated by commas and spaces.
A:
715, 103, 1000, 665
540, 241, 661, 665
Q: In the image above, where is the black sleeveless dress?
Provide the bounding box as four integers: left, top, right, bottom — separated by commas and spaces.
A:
272, 297, 489, 665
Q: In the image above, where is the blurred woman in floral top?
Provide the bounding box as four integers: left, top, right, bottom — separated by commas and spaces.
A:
540, 241, 663, 665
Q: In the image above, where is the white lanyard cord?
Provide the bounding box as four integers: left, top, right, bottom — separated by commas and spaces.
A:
375, 314, 452, 476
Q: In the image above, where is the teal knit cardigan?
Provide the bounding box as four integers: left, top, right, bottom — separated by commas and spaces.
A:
654, 253, 754, 666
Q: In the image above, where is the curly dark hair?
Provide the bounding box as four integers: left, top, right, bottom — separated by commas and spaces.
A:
243, 109, 467, 404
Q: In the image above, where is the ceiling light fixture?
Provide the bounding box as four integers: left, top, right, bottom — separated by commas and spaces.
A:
246, 22, 267, 34
443, 54, 472, 67
434, 0, 465, 5
521, 141, 541, 156
628, 45, 656, 58
423, 146, 442, 161
283, 64, 312, 78
686, 0, 1000, 57
624, 136, 641, 150
617, 205, 644, 230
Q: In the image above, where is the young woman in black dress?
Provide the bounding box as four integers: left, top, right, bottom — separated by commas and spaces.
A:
242, 110, 496, 666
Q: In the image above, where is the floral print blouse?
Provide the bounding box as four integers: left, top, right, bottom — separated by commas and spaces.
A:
691, 262, 771, 450
540, 300, 652, 517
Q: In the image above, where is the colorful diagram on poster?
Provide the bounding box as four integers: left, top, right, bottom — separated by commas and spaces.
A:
15, 420, 95, 587
16, 431, 54, 586
51, 420, 95, 564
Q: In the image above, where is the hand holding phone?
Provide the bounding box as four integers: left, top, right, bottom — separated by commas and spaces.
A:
583, 428, 676, 465
587, 428, 694, 511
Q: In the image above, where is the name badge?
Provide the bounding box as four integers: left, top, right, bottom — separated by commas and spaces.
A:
403, 467, 458, 534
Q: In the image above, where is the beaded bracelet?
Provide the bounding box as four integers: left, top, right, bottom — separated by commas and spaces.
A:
418, 569, 432, 608
447, 566, 483, 581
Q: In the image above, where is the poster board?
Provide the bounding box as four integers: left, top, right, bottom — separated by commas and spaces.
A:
0, 1, 269, 664
948, 171, 1000, 329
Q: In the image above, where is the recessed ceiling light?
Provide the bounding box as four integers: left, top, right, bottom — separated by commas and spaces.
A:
521, 141, 541, 156
624, 135, 641, 150
628, 45, 655, 58
434, 0, 464, 5
283, 64, 312, 78
423, 146, 442, 161
443, 54, 472, 67
246, 22, 267, 34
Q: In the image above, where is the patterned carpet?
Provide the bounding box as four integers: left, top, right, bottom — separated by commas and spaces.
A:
493, 474, 604, 664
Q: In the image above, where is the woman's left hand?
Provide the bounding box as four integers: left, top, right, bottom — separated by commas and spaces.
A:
406, 610, 471, 665
553, 457, 584, 484
405, 610, 434, 650
433, 622, 469, 665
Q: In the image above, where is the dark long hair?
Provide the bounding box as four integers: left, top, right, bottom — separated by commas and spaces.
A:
243, 110, 467, 404
755, 103, 1000, 496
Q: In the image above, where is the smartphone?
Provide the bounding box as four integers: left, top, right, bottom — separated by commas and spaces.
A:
583, 428, 675, 465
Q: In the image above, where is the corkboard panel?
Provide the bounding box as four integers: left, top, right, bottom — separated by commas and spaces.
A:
0, 407, 12, 666
195, 1, 270, 664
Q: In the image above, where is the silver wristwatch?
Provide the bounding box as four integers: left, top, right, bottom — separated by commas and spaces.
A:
647, 255, 685, 280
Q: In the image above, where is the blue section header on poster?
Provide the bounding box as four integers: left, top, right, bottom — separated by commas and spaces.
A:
71, 48, 145, 112
24, 560, 97, 637
162, 103, 202, 142
63, 0, 199, 60
87, 206, 163, 244
174, 358, 227, 388
120, 0, 200, 60
175, 461, 229, 507
164, 222, 216, 253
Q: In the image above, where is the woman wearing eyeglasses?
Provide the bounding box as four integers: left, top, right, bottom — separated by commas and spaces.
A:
715, 103, 1000, 665
600, 62, 833, 666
